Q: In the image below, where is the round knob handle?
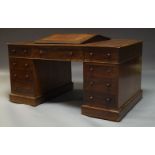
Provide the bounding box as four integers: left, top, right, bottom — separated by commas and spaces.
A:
106, 69, 111, 73
105, 97, 111, 103
69, 51, 73, 56
23, 49, 27, 53
24, 63, 29, 67
89, 67, 94, 71
89, 52, 93, 56
106, 52, 111, 58
89, 96, 94, 100
105, 83, 111, 87
90, 81, 94, 86
13, 74, 17, 77
13, 62, 16, 66
11, 49, 16, 53
25, 74, 29, 79
39, 50, 44, 54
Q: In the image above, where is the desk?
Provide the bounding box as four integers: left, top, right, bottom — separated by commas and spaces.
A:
8, 34, 143, 121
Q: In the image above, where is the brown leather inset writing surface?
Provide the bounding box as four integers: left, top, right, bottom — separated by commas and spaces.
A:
34, 33, 110, 44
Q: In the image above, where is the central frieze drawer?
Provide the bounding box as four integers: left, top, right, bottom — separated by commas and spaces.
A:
32, 47, 83, 60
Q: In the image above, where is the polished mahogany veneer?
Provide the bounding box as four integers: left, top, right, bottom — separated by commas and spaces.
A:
8, 33, 143, 121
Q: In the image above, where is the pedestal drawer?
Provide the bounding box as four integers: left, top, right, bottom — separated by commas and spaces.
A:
84, 62, 118, 79
84, 47, 118, 63
10, 69, 35, 96
9, 58, 33, 70
84, 78, 118, 94
84, 91, 117, 109
9, 46, 31, 58
11, 81, 34, 96
10, 69, 34, 82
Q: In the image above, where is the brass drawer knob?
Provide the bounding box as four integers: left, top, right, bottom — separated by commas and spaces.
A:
89, 52, 93, 56
105, 97, 111, 103
89, 96, 94, 100
105, 83, 111, 87
90, 81, 94, 86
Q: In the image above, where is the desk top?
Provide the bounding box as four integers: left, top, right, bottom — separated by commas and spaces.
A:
8, 33, 142, 48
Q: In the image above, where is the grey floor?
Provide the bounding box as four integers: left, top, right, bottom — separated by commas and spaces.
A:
0, 62, 155, 127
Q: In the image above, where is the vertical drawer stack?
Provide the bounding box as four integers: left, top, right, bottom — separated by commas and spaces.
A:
83, 48, 119, 110
84, 62, 118, 110
9, 46, 35, 97
82, 43, 142, 121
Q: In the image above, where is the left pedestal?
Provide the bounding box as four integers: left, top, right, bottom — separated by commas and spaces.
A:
9, 57, 73, 106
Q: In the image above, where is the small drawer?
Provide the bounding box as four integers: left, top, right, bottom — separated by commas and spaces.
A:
84, 78, 117, 94
84, 47, 118, 63
9, 46, 31, 57
9, 58, 33, 70
84, 91, 117, 109
32, 47, 83, 61
10, 69, 34, 82
10, 70, 34, 96
10, 69, 34, 96
11, 81, 34, 96
84, 62, 118, 79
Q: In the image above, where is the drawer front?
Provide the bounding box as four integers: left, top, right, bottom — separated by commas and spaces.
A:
84, 91, 117, 109
10, 69, 34, 96
32, 47, 83, 60
9, 46, 31, 58
10, 69, 34, 82
84, 62, 118, 79
84, 47, 118, 63
9, 58, 33, 71
11, 81, 34, 96
84, 78, 117, 94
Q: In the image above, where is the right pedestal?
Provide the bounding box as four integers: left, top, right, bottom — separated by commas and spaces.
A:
82, 57, 142, 121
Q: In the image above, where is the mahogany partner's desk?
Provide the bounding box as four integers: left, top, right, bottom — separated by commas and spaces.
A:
8, 34, 143, 121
